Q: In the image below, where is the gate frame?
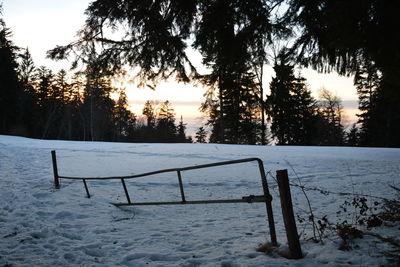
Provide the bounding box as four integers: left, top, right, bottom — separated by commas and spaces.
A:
51, 150, 277, 246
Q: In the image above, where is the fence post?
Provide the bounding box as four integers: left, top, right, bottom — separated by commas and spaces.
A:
257, 159, 277, 246
82, 179, 91, 198
276, 169, 303, 259
51, 150, 60, 189
120, 178, 131, 204
177, 170, 186, 202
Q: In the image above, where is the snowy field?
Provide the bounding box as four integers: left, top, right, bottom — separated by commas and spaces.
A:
0, 135, 399, 266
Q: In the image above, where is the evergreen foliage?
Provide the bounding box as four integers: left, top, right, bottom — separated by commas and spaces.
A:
48, 0, 274, 145
195, 127, 207, 143
201, 71, 262, 144
1, 2, 399, 147
2, 4, 193, 144
176, 116, 190, 143
267, 54, 319, 145
0, 16, 23, 135
267, 54, 346, 146
281, 0, 400, 147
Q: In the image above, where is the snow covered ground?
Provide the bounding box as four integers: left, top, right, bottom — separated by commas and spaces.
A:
0, 135, 399, 266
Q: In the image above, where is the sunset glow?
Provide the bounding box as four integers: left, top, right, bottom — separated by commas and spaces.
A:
3, 0, 360, 134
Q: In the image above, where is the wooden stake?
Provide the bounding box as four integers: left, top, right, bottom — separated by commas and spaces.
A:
277, 169, 303, 259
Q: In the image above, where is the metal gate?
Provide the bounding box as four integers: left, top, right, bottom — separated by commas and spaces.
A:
51, 151, 277, 246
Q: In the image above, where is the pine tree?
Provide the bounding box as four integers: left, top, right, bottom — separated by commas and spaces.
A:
113, 90, 136, 141
17, 48, 36, 136
142, 100, 156, 128
201, 71, 262, 144
176, 116, 189, 143
18, 48, 36, 89
354, 62, 387, 147
195, 127, 207, 143
156, 100, 177, 142
346, 123, 360, 146
281, 0, 400, 147
33, 66, 58, 138
0, 15, 23, 134
81, 60, 115, 141
267, 54, 319, 145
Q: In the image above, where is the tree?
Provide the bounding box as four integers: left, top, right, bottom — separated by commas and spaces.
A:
48, 0, 275, 145
317, 88, 345, 145
201, 71, 263, 144
352, 61, 397, 147
346, 123, 360, 146
18, 48, 36, 88
17, 48, 36, 136
156, 100, 177, 142
0, 14, 23, 134
113, 90, 136, 141
176, 116, 189, 143
142, 100, 156, 128
81, 60, 115, 141
195, 127, 207, 143
281, 0, 400, 147
267, 53, 319, 145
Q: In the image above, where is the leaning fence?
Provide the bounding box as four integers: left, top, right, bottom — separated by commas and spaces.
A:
51, 150, 303, 258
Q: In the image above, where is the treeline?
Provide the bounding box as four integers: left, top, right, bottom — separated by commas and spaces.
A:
0, 13, 372, 146
2, 1, 400, 147
266, 54, 345, 146
200, 54, 347, 146
1, 38, 191, 142
46, 0, 398, 147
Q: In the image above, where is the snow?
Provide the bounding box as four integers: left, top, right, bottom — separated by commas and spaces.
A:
0, 135, 399, 266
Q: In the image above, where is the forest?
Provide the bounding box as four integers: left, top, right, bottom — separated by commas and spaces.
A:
1, 1, 399, 147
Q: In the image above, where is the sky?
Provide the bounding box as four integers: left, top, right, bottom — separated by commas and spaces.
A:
2, 0, 359, 134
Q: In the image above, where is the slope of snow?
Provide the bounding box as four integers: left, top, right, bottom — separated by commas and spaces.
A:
0, 135, 399, 266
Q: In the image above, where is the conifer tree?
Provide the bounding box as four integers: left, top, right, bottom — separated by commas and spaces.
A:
346, 123, 360, 146
17, 48, 36, 135
113, 90, 136, 141
34, 66, 58, 138
81, 60, 115, 141
156, 100, 177, 142
18, 48, 36, 90
0, 14, 23, 134
176, 116, 189, 143
195, 127, 207, 143
280, 0, 400, 147
267, 54, 319, 145
142, 100, 156, 128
